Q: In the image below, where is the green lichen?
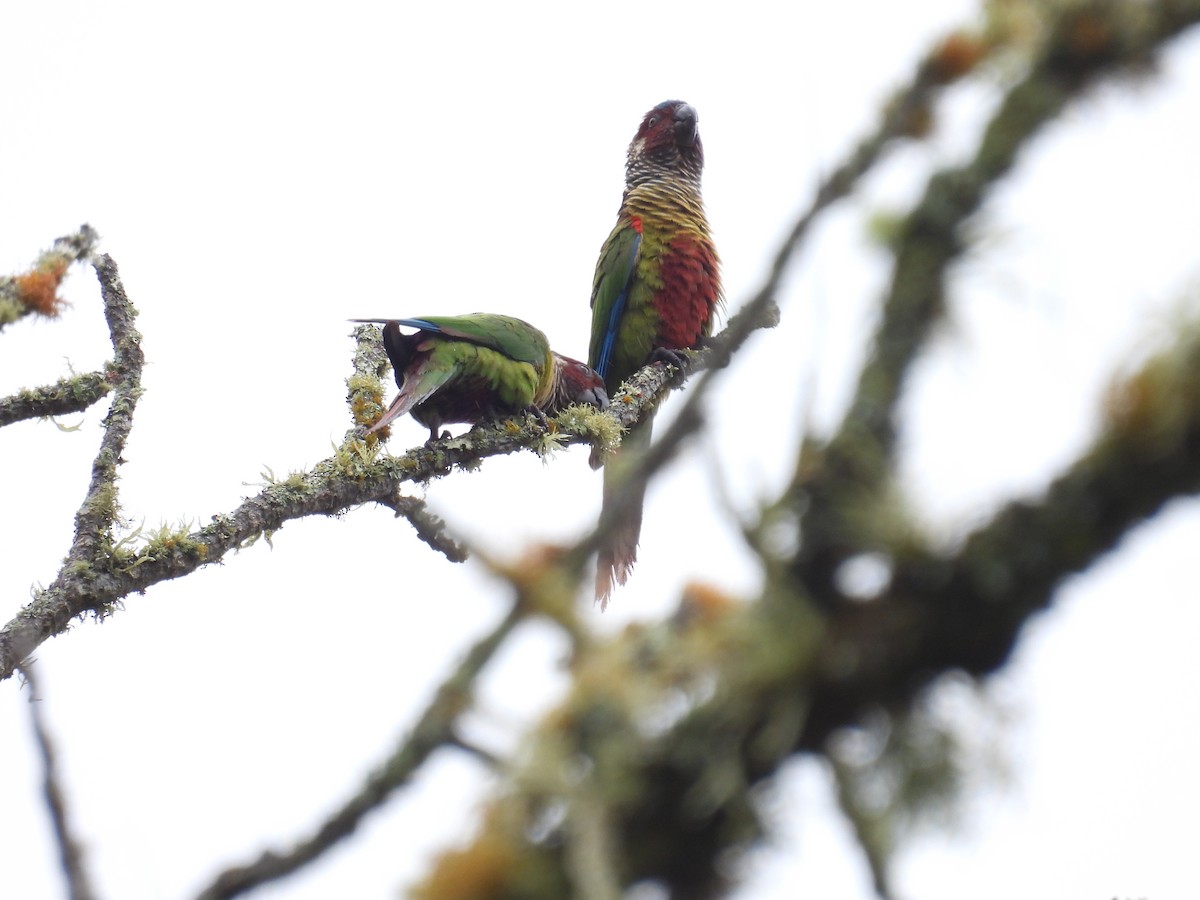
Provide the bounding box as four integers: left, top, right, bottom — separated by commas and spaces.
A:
346, 372, 382, 393
257, 466, 310, 493
338, 436, 380, 477
555, 403, 623, 459
533, 426, 569, 459
116, 520, 205, 572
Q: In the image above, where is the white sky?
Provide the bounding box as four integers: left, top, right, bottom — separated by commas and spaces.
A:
3, 2, 1199, 898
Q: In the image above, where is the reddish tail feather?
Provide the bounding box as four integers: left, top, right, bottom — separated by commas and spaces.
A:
594, 416, 652, 609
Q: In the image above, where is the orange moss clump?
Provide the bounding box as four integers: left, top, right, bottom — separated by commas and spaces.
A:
14, 258, 69, 317
676, 581, 737, 625
926, 32, 989, 84
350, 392, 383, 428
410, 804, 563, 900
410, 830, 518, 900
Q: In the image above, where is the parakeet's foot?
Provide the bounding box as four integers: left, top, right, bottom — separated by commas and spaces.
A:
649, 347, 692, 371
424, 428, 451, 447
523, 405, 551, 430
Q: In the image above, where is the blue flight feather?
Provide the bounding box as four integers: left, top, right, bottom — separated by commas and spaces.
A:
596, 231, 641, 380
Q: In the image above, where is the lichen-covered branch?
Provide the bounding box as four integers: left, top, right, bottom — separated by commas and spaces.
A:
0, 253, 148, 681
0, 226, 112, 426
62, 254, 144, 564
380, 494, 471, 563
0, 262, 778, 683
0, 372, 112, 427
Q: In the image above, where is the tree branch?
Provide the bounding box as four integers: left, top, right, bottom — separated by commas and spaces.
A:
379, 494, 471, 563
20, 663, 100, 900
0, 261, 783, 681
0, 371, 112, 427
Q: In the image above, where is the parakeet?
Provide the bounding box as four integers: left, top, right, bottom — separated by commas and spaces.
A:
353, 314, 608, 442
588, 100, 722, 607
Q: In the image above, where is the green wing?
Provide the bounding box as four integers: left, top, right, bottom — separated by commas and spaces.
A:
588, 223, 642, 380
395, 315, 549, 368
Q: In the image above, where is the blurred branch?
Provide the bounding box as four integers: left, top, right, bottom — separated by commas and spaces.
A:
20, 663, 100, 900
794, 0, 1200, 590
739, 30, 989, 331
874, 318, 1200, 683
193, 601, 526, 900
565, 789, 623, 900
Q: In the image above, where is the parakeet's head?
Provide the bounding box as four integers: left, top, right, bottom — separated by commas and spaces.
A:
625, 100, 704, 187
547, 353, 609, 413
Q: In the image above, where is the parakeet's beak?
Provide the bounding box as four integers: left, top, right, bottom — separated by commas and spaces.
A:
673, 104, 698, 146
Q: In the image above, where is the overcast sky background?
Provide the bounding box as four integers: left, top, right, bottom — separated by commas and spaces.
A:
3, 2, 1200, 898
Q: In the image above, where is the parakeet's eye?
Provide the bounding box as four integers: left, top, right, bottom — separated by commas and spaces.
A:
647, 115, 660, 128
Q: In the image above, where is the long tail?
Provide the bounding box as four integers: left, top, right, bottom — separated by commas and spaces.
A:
595, 414, 653, 609
363, 322, 453, 435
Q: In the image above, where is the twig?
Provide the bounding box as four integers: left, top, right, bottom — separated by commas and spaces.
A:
379, 494, 471, 563
20, 663, 100, 900
192, 601, 526, 900
446, 730, 503, 768
0, 371, 112, 427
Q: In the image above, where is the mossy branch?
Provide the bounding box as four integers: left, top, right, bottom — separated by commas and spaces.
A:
0, 226, 111, 426
0, 258, 778, 683
0, 372, 112, 427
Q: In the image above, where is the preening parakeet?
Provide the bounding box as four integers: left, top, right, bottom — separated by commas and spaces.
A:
354, 314, 608, 442
588, 100, 722, 607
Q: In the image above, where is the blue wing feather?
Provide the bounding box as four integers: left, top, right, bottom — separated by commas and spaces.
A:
593, 231, 641, 380
394, 317, 440, 332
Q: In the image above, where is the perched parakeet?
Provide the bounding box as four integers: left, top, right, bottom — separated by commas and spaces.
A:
588, 100, 722, 607
354, 314, 608, 442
